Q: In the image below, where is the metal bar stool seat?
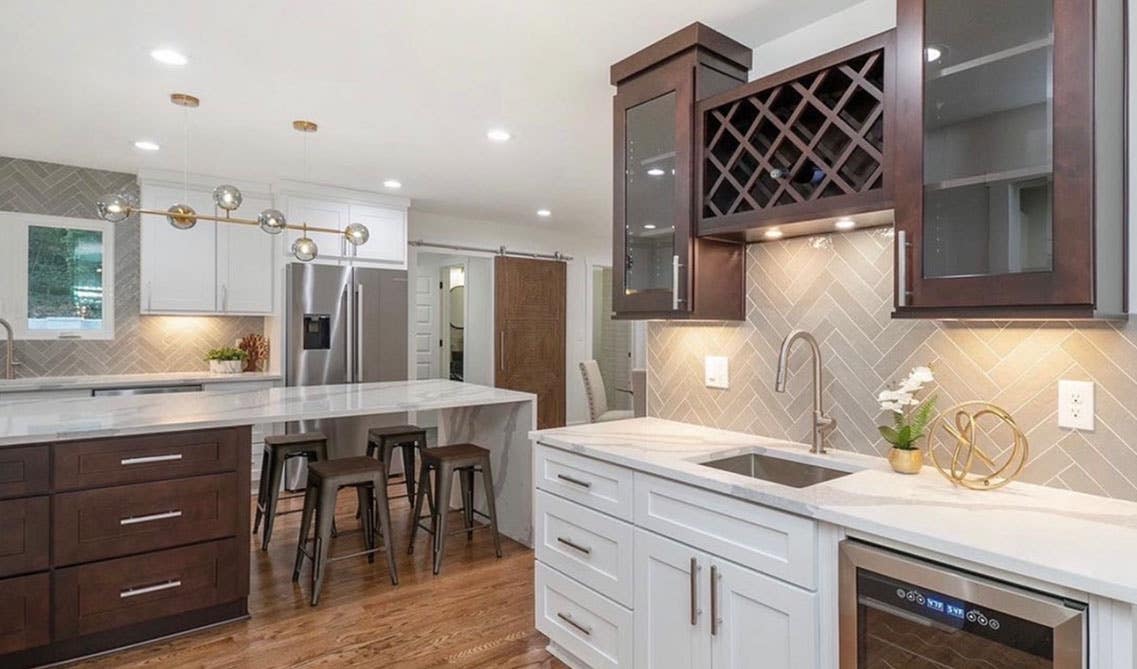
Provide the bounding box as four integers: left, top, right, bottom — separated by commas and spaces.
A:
407, 443, 503, 575
366, 424, 428, 503
292, 456, 398, 606
254, 432, 328, 550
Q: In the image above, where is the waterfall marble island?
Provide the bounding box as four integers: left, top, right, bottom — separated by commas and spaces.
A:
0, 378, 535, 668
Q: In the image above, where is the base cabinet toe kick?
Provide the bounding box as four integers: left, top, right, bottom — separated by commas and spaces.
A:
532, 442, 1137, 669
0, 427, 251, 669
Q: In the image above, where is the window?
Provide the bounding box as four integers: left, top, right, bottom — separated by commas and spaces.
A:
0, 212, 115, 340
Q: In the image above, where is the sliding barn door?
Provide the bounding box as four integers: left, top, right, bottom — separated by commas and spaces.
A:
494, 256, 566, 428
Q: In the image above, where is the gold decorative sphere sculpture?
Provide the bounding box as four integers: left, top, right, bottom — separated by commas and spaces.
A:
926, 401, 1028, 491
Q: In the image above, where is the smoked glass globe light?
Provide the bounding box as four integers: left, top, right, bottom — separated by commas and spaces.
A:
257, 208, 287, 234
95, 193, 133, 222
166, 203, 197, 230
292, 236, 318, 262
213, 184, 243, 211
344, 223, 370, 246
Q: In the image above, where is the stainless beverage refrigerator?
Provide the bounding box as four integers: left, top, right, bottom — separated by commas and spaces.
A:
284, 262, 408, 485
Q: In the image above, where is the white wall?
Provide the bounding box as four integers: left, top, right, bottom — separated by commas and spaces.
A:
408, 210, 610, 425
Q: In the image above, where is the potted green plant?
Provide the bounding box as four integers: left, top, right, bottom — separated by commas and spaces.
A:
877, 366, 937, 474
205, 347, 248, 374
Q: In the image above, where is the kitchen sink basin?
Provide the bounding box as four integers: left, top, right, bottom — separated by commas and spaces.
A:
699, 453, 851, 488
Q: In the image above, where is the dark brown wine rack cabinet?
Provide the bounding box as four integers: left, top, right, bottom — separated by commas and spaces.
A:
696, 32, 895, 239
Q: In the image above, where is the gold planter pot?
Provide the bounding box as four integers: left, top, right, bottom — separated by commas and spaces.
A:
888, 448, 923, 474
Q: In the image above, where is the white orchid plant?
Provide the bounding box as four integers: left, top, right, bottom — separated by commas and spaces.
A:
877, 366, 937, 451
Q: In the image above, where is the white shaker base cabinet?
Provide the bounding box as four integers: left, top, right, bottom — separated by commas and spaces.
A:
634, 529, 816, 669
533, 443, 820, 669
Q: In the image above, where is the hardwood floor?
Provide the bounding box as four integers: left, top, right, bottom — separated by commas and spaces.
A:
76, 490, 565, 668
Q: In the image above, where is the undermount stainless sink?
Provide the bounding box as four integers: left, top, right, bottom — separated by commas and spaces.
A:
700, 453, 851, 488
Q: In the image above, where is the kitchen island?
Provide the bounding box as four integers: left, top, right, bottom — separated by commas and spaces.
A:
0, 379, 535, 668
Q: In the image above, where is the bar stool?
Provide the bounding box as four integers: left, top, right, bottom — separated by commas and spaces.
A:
366, 424, 428, 503
292, 456, 398, 606
408, 443, 502, 575
254, 432, 328, 551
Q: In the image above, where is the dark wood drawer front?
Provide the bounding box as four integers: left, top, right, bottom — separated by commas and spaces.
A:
0, 446, 50, 499
0, 497, 49, 577
54, 429, 239, 491
54, 538, 240, 639
54, 473, 237, 566
0, 572, 50, 654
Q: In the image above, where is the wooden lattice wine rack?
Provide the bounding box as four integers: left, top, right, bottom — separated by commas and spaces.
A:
696, 32, 895, 236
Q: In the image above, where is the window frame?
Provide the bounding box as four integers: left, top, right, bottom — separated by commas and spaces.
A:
0, 211, 116, 341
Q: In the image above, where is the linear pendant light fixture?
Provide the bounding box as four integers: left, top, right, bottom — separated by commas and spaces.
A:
95, 94, 370, 262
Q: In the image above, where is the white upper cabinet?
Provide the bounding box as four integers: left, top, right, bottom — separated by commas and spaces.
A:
139, 171, 275, 315
140, 183, 218, 313
275, 181, 409, 268
348, 204, 406, 265
217, 195, 274, 314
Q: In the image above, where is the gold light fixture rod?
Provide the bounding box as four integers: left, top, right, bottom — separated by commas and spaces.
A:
170, 93, 201, 108
126, 206, 342, 236
292, 120, 318, 132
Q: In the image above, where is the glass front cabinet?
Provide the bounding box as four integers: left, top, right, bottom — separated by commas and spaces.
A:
611, 24, 751, 320
893, 0, 1126, 318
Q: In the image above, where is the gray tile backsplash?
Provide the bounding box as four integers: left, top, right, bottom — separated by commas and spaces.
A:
0, 157, 263, 377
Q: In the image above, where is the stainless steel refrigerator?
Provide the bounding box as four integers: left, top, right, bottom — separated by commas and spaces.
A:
284, 263, 408, 485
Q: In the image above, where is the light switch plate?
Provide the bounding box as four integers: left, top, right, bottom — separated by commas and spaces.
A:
705, 356, 729, 389
1058, 379, 1094, 430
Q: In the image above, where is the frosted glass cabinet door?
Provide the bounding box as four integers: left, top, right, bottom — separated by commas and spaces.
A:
140, 184, 217, 313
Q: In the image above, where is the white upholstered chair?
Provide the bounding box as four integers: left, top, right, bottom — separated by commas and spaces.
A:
580, 360, 635, 423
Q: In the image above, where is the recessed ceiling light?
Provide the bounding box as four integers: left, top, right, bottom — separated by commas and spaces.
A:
764, 228, 783, 239
644, 224, 657, 230
133, 140, 160, 151
834, 217, 857, 231
487, 128, 512, 142
150, 48, 188, 66
647, 168, 665, 176
925, 46, 942, 63
537, 209, 551, 217
382, 179, 402, 189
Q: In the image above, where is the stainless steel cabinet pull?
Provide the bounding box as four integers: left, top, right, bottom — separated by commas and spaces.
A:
120, 453, 183, 466
355, 283, 364, 381
557, 612, 592, 636
120, 510, 182, 526
221, 283, 228, 311
690, 557, 699, 626
146, 281, 152, 311
120, 579, 182, 599
671, 254, 684, 310
556, 473, 592, 489
710, 565, 720, 636
897, 230, 910, 307
557, 536, 592, 555
499, 331, 505, 371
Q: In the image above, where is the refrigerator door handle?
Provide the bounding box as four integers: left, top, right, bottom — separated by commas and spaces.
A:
343, 285, 353, 383
355, 282, 364, 382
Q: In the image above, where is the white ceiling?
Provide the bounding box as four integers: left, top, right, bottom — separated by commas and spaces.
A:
0, 0, 861, 235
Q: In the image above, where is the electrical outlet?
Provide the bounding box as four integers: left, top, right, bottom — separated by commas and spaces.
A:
705, 356, 729, 389
1057, 380, 1094, 430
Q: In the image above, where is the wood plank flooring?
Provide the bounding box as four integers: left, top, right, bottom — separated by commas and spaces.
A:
75, 490, 565, 668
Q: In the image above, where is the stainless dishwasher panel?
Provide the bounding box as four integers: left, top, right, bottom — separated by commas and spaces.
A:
92, 384, 204, 397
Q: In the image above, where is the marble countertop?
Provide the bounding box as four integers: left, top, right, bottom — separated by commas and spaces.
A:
531, 418, 1137, 605
0, 379, 534, 446
0, 371, 282, 393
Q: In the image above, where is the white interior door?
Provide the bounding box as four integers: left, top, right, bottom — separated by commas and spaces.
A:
414, 274, 437, 379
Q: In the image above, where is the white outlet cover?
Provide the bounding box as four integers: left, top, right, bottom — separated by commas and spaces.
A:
705, 355, 729, 389
1058, 379, 1094, 431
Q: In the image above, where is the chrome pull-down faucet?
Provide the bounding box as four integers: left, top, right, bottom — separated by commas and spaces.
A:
0, 318, 17, 380
774, 329, 835, 454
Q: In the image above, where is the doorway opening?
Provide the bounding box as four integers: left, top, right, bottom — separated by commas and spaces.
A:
414, 252, 492, 386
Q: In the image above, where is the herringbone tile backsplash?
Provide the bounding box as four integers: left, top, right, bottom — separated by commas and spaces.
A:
649, 228, 1137, 501
0, 157, 263, 376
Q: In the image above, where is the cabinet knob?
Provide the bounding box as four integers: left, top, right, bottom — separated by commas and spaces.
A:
769, 168, 787, 180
